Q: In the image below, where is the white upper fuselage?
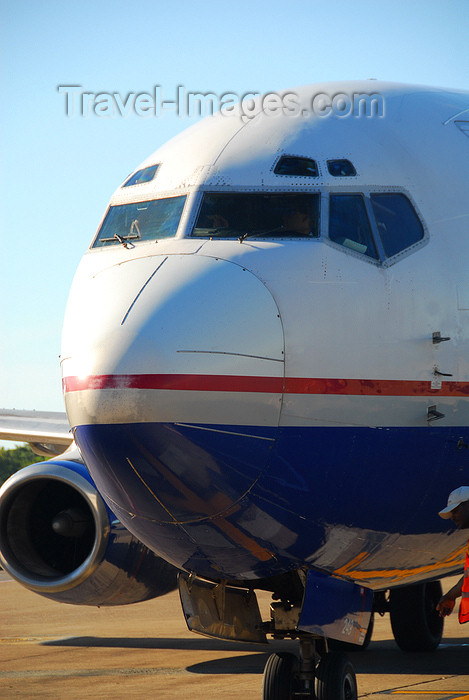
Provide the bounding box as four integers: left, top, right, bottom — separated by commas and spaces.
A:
63, 81, 469, 429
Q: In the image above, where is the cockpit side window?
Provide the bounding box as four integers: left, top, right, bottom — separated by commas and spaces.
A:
92, 195, 186, 248
191, 193, 320, 239
329, 194, 378, 259
370, 193, 424, 258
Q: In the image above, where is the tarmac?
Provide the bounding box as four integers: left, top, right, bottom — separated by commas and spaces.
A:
1, 570, 468, 699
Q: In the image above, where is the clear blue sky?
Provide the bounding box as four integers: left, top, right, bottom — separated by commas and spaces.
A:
1, 0, 468, 422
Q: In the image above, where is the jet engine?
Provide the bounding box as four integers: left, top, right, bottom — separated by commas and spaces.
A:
0, 451, 178, 605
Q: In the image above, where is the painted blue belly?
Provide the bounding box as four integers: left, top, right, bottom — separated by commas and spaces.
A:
74, 422, 468, 583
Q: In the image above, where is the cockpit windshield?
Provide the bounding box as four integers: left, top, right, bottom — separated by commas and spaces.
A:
92, 196, 186, 248
191, 193, 320, 239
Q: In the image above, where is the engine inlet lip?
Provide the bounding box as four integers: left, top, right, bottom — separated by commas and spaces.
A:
0, 463, 110, 593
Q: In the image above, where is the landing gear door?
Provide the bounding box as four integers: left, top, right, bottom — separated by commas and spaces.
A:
298, 570, 373, 646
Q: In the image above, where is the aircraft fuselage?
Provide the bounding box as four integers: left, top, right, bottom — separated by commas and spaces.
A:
61, 81, 469, 589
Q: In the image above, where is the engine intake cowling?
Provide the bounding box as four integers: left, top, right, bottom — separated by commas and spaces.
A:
0, 453, 178, 605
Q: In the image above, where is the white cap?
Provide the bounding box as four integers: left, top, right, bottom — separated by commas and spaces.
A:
439, 486, 469, 519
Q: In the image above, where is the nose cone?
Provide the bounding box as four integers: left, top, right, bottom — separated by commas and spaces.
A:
62, 253, 284, 529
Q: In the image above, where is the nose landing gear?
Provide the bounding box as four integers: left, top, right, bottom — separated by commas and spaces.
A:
262, 636, 357, 700
263, 652, 298, 699
315, 650, 357, 700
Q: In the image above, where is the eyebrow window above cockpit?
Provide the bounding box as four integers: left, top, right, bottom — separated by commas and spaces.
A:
92, 195, 186, 248
274, 156, 319, 177
122, 164, 159, 187
329, 194, 378, 259
327, 159, 357, 177
191, 192, 320, 239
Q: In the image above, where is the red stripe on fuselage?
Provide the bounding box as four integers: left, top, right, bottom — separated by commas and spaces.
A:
62, 374, 282, 393
62, 374, 469, 397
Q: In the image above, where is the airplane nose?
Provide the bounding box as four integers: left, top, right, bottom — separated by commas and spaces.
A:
62, 253, 284, 527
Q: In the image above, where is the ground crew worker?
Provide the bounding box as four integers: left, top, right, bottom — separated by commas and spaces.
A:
436, 486, 469, 623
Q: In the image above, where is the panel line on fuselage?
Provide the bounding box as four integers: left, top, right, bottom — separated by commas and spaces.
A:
174, 423, 276, 441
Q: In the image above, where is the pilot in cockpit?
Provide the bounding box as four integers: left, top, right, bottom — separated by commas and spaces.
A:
282, 203, 316, 236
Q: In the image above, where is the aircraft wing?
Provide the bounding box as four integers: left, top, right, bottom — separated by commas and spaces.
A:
0, 409, 73, 456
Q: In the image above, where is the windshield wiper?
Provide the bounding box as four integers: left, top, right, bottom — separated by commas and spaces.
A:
100, 220, 143, 247
99, 233, 139, 248
114, 233, 131, 248
238, 226, 285, 243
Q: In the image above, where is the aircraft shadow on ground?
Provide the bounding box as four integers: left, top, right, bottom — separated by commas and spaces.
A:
42, 636, 273, 653
42, 637, 469, 676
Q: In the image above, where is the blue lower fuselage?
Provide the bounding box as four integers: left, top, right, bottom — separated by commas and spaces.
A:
74, 421, 468, 589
